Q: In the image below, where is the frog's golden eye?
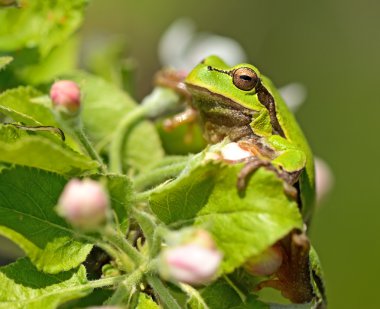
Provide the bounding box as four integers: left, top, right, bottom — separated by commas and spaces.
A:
232, 67, 259, 91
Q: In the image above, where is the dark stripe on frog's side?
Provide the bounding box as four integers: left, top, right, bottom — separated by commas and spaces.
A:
256, 83, 285, 138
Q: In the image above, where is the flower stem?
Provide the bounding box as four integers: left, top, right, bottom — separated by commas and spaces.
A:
146, 275, 182, 309
74, 126, 106, 173
105, 268, 143, 305
133, 161, 187, 191
103, 226, 144, 267
109, 87, 180, 174
109, 106, 149, 174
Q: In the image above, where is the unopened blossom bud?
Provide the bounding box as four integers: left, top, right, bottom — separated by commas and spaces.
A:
57, 179, 109, 230
160, 229, 222, 285
244, 245, 283, 277
220, 142, 253, 161
50, 80, 81, 113
315, 157, 334, 205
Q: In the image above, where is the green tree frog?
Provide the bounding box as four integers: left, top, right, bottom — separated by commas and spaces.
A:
156, 56, 325, 306
157, 55, 315, 221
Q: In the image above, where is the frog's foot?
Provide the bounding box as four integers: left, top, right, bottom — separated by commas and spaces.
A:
154, 68, 191, 100
256, 230, 314, 304
237, 158, 297, 199
163, 107, 198, 131
4, 123, 65, 141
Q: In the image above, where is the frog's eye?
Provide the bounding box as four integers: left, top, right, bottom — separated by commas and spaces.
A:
232, 67, 259, 91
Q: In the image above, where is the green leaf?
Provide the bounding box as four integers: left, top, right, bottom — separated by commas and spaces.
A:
15, 35, 79, 85
0, 166, 92, 273
0, 86, 83, 150
150, 151, 303, 273
0, 87, 56, 126
0, 258, 91, 309
195, 165, 303, 272
105, 174, 134, 232
149, 160, 217, 225
188, 279, 268, 309
59, 289, 112, 308
69, 71, 164, 172
0, 0, 88, 57
136, 293, 160, 309
0, 132, 99, 176
0, 56, 12, 70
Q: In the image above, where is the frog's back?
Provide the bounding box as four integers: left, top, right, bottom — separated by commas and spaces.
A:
262, 76, 315, 220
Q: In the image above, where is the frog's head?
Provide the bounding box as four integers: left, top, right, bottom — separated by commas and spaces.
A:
185, 55, 263, 110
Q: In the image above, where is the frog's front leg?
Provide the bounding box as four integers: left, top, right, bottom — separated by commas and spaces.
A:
154, 68, 198, 131
236, 133, 306, 197
237, 157, 299, 199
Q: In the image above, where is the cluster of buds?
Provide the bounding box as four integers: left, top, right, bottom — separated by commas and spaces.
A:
159, 229, 222, 285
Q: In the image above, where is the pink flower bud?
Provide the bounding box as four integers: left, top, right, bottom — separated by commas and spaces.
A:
57, 179, 109, 230
160, 230, 222, 285
244, 245, 283, 277
161, 244, 222, 285
315, 157, 334, 205
50, 80, 81, 113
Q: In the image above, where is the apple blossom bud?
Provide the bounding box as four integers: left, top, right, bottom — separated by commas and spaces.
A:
220, 142, 253, 161
315, 157, 334, 205
159, 229, 222, 285
50, 80, 81, 113
244, 245, 283, 277
57, 179, 109, 230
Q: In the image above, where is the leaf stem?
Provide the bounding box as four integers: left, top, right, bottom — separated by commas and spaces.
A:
146, 275, 182, 309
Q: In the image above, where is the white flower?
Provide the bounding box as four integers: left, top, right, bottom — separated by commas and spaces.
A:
158, 18, 247, 71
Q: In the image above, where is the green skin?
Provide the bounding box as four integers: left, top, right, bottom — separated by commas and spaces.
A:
184, 55, 315, 222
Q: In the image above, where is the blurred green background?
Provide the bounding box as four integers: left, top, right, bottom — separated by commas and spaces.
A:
80, 0, 379, 308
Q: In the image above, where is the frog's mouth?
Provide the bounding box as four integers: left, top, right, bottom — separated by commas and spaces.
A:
185, 83, 256, 117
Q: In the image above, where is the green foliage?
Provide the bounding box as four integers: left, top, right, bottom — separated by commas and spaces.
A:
69, 71, 165, 173
0, 258, 91, 309
0, 1, 324, 308
0, 133, 99, 175
0, 0, 87, 57
0, 56, 12, 70
136, 293, 161, 309
150, 152, 303, 273
0, 166, 92, 273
